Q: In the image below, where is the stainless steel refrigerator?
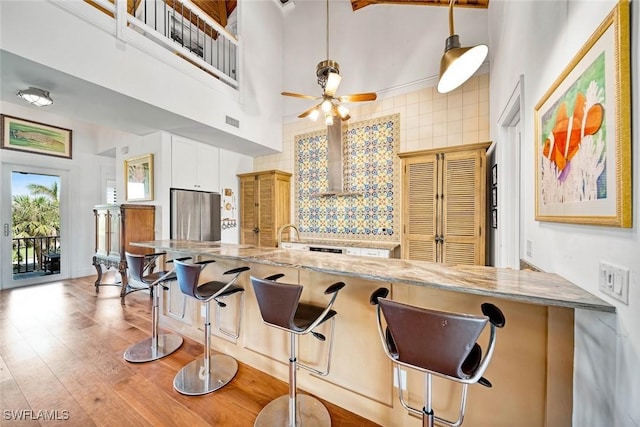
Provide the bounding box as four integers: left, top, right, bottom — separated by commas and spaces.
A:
170, 188, 221, 241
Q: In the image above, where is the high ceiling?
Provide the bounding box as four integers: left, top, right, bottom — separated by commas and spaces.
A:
1, 0, 489, 155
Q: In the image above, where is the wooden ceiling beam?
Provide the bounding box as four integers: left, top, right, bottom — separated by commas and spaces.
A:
351, 0, 489, 12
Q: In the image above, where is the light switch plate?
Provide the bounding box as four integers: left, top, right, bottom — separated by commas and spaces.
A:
599, 261, 629, 304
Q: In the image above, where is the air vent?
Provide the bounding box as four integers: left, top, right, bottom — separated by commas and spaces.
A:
225, 116, 240, 128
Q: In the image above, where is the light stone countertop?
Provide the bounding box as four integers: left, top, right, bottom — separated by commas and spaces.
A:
280, 238, 400, 251
132, 240, 614, 313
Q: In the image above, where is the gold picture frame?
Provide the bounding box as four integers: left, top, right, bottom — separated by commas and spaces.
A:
124, 154, 154, 202
534, 0, 631, 227
1, 114, 72, 159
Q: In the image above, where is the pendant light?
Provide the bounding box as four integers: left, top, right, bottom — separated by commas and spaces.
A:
436, 0, 488, 94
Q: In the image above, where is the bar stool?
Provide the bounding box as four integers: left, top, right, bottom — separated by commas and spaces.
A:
173, 259, 250, 396
370, 288, 505, 427
123, 252, 188, 363
250, 274, 345, 427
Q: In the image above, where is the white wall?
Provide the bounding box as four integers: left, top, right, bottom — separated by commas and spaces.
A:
0, 101, 138, 281
488, 1, 639, 425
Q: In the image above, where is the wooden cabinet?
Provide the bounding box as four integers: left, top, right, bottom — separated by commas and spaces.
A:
238, 170, 291, 247
399, 142, 490, 265
171, 136, 220, 192
92, 204, 155, 302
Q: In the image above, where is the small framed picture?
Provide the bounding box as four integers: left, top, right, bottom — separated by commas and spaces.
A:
491, 209, 498, 229
124, 153, 154, 201
491, 186, 498, 208
491, 163, 497, 187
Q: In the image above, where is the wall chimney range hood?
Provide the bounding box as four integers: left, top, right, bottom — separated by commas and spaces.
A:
315, 121, 361, 197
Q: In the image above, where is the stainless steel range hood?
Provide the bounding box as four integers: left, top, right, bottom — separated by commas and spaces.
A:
315, 121, 360, 197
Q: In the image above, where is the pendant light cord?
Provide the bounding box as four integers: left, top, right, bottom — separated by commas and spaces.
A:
448, 0, 455, 36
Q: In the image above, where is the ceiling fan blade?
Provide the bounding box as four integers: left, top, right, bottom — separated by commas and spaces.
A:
298, 103, 322, 119
338, 92, 377, 103
282, 91, 319, 100
324, 73, 342, 97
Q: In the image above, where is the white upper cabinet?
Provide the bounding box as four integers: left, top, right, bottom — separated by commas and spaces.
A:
171, 136, 220, 192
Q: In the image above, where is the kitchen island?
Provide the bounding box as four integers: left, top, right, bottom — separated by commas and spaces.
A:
132, 240, 613, 427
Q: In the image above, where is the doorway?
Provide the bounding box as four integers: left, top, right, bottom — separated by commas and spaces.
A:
1, 164, 68, 289
496, 75, 524, 269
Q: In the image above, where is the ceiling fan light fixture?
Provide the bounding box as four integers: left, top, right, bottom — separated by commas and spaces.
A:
436, 0, 488, 94
283, 0, 376, 124
337, 104, 350, 119
17, 87, 53, 107
324, 72, 342, 96
325, 113, 334, 126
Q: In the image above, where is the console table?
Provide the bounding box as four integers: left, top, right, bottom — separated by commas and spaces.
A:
92, 204, 155, 303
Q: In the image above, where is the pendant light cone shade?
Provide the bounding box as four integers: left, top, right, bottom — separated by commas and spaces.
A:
436, 0, 488, 94
17, 87, 53, 106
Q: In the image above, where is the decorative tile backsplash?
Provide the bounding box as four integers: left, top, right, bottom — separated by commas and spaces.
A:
294, 114, 400, 241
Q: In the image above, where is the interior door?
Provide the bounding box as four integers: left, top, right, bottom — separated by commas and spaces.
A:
402, 154, 438, 261
441, 149, 485, 265
1, 164, 69, 289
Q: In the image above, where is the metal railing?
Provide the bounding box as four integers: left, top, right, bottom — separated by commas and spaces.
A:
84, 0, 239, 88
12, 236, 61, 274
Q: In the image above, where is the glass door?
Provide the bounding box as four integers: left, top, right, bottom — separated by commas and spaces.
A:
1, 164, 67, 289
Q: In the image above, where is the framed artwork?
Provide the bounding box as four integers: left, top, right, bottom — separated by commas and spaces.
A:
535, 0, 631, 227
491, 164, 497, 187
491, 209, 497, 229
125, 154, 154, 201
491, 186, 498, 208
1, 114, 72, 159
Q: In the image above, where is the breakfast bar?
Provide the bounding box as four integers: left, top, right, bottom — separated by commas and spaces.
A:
132, 240, 614, 427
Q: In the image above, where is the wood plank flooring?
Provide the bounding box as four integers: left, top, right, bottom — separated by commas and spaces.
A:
0, 275, 380, 426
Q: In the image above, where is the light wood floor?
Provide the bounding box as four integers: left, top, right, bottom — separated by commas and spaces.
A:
0, 275, 380, 426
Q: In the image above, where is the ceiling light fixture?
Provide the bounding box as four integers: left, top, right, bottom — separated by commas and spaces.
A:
17, 87, 54, 107
436, 0, 488, 94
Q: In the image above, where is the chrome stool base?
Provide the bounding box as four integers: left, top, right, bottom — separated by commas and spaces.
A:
173, 354, 238, 396
254, 394, 330, 427
124, 334, 183, 363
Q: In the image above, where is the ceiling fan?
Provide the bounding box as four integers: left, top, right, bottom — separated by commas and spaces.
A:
282, 0, 377, 125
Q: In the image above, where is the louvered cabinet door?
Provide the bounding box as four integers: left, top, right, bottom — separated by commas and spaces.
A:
240, 176, 258, 246
238, 170, 291, 247
441, 149, 486, 265
402, 155, 438, 261
257, 174, 275, 247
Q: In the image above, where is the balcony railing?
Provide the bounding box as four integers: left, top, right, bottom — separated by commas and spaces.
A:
82, 0, 239, 88
13, 236, 61, 274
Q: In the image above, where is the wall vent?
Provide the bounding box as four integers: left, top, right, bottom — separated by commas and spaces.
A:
225, 116, 240, 128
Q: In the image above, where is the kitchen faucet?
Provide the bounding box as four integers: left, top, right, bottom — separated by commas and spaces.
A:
278, 224, 300, 247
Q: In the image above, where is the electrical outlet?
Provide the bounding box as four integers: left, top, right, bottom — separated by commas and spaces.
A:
393, 368, 407, 390
526, 240, 533, 257
599, 261, 629, 304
